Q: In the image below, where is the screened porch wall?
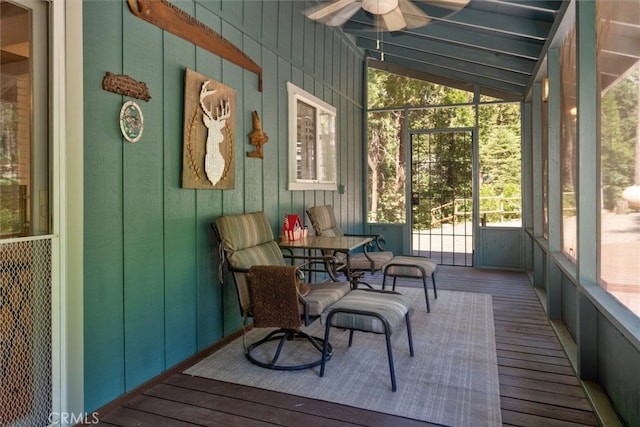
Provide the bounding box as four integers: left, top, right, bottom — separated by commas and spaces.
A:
82, 0, 365, 412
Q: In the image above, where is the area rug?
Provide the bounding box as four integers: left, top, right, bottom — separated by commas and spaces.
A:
184, 289, 501, 426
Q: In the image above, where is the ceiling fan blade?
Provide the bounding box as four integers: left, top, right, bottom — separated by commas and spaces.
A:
398, 0, 431, 29
379, 6, 407, 31
418, 0, 469, 11
305, 0, 358, 22
322, 2, 363, 26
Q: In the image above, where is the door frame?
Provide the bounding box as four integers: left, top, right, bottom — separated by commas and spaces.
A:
405, 126, 478, 266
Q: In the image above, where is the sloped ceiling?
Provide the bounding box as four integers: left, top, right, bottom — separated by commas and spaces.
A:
331, 0, 570, 101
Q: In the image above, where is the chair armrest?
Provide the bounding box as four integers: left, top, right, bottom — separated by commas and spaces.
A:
343, 233, 386, 251
282, 253, 343, 282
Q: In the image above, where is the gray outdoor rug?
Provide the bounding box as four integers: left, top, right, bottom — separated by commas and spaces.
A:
185, 289, 501, 426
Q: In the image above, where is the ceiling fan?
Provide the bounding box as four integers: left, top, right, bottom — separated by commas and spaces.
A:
304, 0, 469, 32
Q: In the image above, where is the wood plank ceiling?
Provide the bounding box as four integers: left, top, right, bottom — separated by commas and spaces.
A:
325, 0, 570, 101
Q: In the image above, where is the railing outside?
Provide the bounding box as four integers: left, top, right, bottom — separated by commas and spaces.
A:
427, 196, 522, 229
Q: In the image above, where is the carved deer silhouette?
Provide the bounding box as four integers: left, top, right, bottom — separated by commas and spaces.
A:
200, 80, 231, 185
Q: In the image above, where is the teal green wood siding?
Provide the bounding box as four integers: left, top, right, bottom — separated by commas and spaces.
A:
83, 0, 364, 411
121, 1, 166, 391
83, 0, 125, 411
162, 30, 198, 368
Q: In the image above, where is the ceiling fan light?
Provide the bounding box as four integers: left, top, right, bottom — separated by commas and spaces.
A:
362, 0, 399, 15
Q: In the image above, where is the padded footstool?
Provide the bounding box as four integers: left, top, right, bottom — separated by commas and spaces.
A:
320, 289, 414, 392
382, 256, 438, 312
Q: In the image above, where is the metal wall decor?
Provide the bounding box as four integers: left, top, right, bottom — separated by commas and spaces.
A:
102, 72, 151, 101
182, 68, 236, 189
119, 101, 144, 143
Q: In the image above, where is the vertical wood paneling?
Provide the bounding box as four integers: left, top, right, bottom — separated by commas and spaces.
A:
83, 0, 125, 412
222, 15, 246, 330
341, 96, 351, 230
194, 4, 224, 349
83, 0, 365, 411
243, 36, 264, 215
324, 30, 334, 89
261, 1, 279, 51
162, 30, 198, 368
220, 0, 242, 27
303, 19, 315, 73
242, 2, 263, 44
278, 58, 293, 223
291, 1, 306, 68
221, 22, 245, 214
314, 24, 325, 79
340, 41, 348, 98
122, 6, 166, 389
326, 87, 338, 210
333, 33, 342, 93
277, 0, 293, 59
261, 48, 280, 228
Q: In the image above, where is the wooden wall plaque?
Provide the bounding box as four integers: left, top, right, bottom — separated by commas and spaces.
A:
182, 69, 236, 190
102, 72, 151, 102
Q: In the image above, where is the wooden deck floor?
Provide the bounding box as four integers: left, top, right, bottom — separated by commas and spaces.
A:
94, 266, 599, 427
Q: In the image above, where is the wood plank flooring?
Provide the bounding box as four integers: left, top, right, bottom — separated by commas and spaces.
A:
94, 266, 600, 427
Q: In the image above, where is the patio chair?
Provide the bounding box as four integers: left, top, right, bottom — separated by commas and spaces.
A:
213, 211, 351, 371
307, 205, 437, 311
306, 205, 394, 277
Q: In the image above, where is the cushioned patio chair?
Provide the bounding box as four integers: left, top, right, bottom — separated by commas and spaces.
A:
306, 205, 394, 276
213, 211, 351, 371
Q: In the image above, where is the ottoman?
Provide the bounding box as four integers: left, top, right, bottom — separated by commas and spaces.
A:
319, 289, 414, 392
382, 255, 438, 312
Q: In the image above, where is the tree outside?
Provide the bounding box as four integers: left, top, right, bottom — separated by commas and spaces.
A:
367, 68, 522, 228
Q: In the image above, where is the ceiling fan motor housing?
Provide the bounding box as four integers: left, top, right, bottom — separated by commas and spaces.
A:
362, 0, 399, 15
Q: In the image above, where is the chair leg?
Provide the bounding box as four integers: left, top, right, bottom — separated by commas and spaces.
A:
270, 332, 288, 365
432, 272, 438, 299
384, 328, 397, 392
422, 276, 430, 312
320, 321, 333, 378
405, 312, 414, 357
246, 329, 332, 371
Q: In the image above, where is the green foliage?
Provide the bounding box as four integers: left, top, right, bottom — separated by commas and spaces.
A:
0, 208, 21, 235
600, 70, 638, 210
367, 68, 522, 227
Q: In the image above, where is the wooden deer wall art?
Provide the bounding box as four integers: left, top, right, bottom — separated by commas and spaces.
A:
182, 68, 236, 189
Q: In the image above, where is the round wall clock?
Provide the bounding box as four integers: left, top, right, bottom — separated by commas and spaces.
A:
119, 101, 144, 143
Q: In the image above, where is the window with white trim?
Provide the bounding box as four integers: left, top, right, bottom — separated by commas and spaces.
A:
287, 82, 337, 191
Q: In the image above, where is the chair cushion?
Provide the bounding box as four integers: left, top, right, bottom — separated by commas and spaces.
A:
304, 281, 352, 317
307, 205, 341, 235
383, 256, 438, 278
216, 212, 285, 313
227, 240, 285, 271
322, 289, 412, 334
349, 251, 394, 271
216, 211, 275, 252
